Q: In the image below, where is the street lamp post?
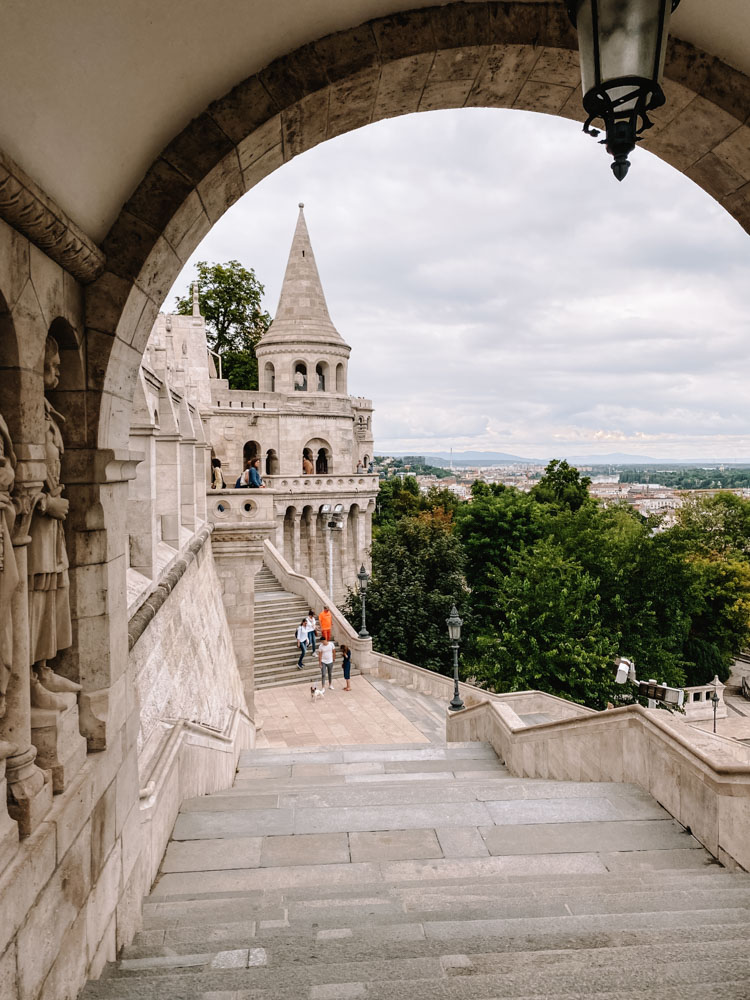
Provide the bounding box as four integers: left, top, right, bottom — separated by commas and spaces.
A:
446, 604, 464, 712
357, 563, 370, 638
712, 686, 720, 735
566, 1, 682, 180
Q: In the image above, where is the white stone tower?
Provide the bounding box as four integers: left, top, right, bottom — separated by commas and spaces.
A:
256, 203, 351, 399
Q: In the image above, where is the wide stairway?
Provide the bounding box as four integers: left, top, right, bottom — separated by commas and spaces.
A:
253, 566, 320, 688
83, 730, 750, 997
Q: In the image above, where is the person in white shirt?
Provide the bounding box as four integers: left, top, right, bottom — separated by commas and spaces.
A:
305, 610, 317, 654
296, 619, 309, 669
318, 638, 336, 689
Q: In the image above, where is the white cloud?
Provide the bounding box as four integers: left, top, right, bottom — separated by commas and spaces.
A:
167, 108, 750, 462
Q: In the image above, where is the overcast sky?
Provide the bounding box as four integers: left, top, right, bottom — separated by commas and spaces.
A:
167, 108, 750, 462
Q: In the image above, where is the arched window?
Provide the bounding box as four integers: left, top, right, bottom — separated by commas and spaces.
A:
315, 361, 328, 391
264, 362, 275, 392
243, 440, 260, 464
294, 362, 307, 391
302, 447, 314, 475
316, 448, 329, 475
304, 438, 332, 475
335, 363, 345, 392
265, 448, 279, 475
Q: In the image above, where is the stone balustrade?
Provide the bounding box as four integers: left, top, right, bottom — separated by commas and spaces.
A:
264, 473, 378, 494
447, 698, 750, 872
683, 675, 728, 721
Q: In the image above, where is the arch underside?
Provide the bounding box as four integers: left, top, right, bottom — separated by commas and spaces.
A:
89, 1, 750, 451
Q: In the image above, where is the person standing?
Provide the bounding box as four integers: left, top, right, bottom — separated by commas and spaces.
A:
319, 605, 332, 641
340, 644, 352, 691
249, 457, 265, 488
211, 457, 225, 489
296, 618, 308, 669
306, 610, 317, 654
318, 636, 336, 689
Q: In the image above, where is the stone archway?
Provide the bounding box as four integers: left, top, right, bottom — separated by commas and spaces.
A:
89, 1, 750, 458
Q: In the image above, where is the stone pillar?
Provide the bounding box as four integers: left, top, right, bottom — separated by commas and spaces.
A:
275, 512, 284, 552
194, 440, 209, 524
2, 489, 52, 836
127, 428, 157, 579
61, 449, 141, 750
338, 514, 349, 601
357, 509, 367, 569
0, 739, 18, 868
308, 512, 318, 581
291, 512, 301, 572
180, 437, 196, 531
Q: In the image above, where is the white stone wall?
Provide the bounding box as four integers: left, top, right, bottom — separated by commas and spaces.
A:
131, 537, 244, 755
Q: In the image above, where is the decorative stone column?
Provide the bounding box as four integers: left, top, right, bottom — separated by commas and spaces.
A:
208, 490, 275, 720
61, 448, 142, 750
291, 511, 301, 572
308, 511, 318, 580
2, 486, 52, 836
0, 738, 18, 867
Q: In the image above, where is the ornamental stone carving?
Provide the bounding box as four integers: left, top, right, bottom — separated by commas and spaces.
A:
28, 337, 81, 711
0, 414, 18, 719
0, 149, 105, 284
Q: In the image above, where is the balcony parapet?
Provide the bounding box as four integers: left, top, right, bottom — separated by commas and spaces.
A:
264, 474, 378, 494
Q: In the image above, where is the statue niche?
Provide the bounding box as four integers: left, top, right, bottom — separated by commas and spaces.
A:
28, 336, 80, 709
0, 414, 19, 719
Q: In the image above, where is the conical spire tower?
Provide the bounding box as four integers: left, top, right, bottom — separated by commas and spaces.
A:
258, 204, 349, 348
256, 204, 351, 396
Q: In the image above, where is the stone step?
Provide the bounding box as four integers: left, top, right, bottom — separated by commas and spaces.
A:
80, 938, 750, 998
124, 910, 749, 961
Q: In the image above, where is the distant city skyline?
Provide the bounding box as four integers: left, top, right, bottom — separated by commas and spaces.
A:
167, 107, 750, 462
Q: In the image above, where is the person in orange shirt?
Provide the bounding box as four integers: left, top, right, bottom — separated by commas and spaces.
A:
319, 606, 332, 641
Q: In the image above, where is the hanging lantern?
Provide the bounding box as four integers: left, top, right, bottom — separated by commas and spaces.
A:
566, 1, 681, 181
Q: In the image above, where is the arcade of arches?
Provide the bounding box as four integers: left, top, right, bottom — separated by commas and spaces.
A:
0, 2, 749, 997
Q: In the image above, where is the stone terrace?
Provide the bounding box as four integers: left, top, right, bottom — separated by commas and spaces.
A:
82, 679, 750, 999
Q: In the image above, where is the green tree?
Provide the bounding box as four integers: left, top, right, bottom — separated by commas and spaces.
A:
531, 459, 592, 512
472, 538, 619, 708
456, 483, 541, 630
176, 260, 271, 390
344, 509, 467, 672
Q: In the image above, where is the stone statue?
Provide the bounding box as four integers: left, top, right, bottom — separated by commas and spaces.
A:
28, 337, 80, 710
0, 414, 19, 719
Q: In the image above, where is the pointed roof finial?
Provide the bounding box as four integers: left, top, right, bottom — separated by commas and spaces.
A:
191, 281, 200, 317
258, 204, 349, 348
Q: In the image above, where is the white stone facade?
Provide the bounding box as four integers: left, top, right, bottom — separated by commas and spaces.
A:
152, 204, 379, 604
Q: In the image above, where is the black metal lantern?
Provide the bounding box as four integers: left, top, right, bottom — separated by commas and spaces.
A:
446, 604, 464, 711
357, 564, 370, 638
566, 1, 681, 181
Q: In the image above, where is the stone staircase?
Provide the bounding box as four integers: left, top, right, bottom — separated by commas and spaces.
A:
253, 566, 322, 688
82, 740, 750, 999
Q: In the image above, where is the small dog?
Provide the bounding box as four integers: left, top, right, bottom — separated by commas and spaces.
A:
310, 685, 325, 702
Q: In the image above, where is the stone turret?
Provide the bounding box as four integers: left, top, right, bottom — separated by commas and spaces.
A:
256, 204, 351, 395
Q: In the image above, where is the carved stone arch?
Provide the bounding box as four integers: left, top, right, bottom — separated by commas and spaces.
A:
88, 1, 750, 459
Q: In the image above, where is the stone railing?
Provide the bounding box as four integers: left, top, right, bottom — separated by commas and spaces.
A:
138, 706, 252, 886
447, 698, 750, 871
262, 540, 372, 658
683, 675, 727, 721
264, 474, 378, 495
206, 486, 277, 524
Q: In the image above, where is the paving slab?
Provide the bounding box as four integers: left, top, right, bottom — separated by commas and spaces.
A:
293, 801, 494, 835
172, 808, 295, 840
179, 794, 279, 812
483, 795, 668, 826
161, 837, 263, 873
480, 819, 700, 856
349, 829, 443, 863
435, 827, 490, 858
260, 833, 350, 867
